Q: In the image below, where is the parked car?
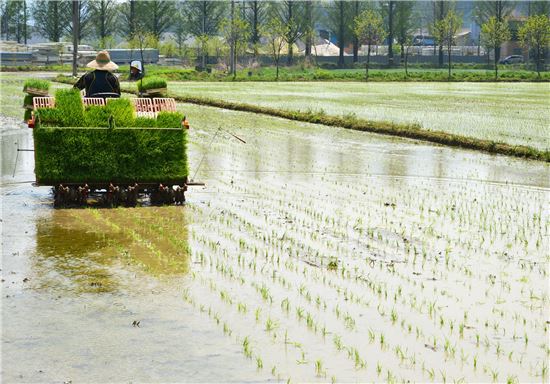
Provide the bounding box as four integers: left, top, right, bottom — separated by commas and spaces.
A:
499, 55, 523, 64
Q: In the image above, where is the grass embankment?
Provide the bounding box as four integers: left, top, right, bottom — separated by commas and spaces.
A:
122, 65, 550, 82
54, 74, 550, 162
4, 63, 549, 82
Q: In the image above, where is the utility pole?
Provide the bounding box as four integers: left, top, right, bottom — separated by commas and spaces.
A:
72, 0, 79, 77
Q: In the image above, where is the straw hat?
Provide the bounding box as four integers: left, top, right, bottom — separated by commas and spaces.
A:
87, 50, 118, 71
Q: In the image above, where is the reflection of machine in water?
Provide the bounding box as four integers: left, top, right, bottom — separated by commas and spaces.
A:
34, 207, 190, 293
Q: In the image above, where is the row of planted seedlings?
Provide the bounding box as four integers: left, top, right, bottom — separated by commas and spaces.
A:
181, 200, 544, 382
189, 174, 547, 383
31, 87, 188, 207
194, 124, 548, 308
177, 118, 548, 383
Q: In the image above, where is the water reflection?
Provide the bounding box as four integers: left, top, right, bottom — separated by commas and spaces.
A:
1, 129, 33, 180
34, 207, 190, 294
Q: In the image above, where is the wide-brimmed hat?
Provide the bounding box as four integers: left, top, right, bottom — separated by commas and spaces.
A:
87, 50, 118, 71
130, 60, 142, 71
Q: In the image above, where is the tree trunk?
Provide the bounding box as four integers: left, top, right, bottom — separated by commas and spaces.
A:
252, 1, 259, 58
305, 1, 312, 59
72, 0, 79, 78
53, 2, 60, 42
230, 0, 235, 77
352, 1, 359, 63
23, 0, 27, 44
405, 46, 409, 77
537, 45, 544, 79
201, 1, 206, 69
366, 44, 371, 81
388, 1, 394, 67
16, 5, 22, 43
494, 48, 498, 80
400, 43, 404, 63
338, 2, 344, 68
437, 0, 444, 68
129, 0, 135, 37
447, 45, 451, 80
286, 1, 293, 66
276, 60, 279, 80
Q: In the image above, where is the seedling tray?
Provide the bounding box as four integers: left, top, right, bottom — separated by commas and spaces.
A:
25, 88, 49, 96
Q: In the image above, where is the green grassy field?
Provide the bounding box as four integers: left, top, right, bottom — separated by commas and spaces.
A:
166, 81, 550, 151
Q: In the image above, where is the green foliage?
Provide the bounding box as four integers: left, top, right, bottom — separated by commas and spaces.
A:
138, 76, 167, 91
55, 88, 84, 126
33, 91, 185, 130
23, 95, 34, 107
105, 98, 135, 127
56, 68, 550, 86
481, 17, 511, 51
354, 10, 386, 47
84, 105, 111, 127
433, 10, 462, 47
133, 116, 158, 128
23, 79, 50, 92
354, 9, 386, 80
519, 15, 550, 74
24, 109, 32, 121
481, 17, 511, 79
33, 126, 188, 184
156, 111, 183, 128
433, 10, 462, 78
36, 107, 62, 126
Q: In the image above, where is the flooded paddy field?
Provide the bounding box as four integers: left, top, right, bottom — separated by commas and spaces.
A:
168, 81, 550, 151
1, 74, 549, 383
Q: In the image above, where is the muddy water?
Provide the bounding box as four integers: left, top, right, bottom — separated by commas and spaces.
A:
2, 96, 549, 382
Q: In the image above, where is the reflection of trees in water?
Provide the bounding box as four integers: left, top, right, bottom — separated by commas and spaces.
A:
34, 207, 190, 294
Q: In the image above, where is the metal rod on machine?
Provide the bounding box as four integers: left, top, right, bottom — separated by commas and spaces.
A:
191, 126, 247, 182
191, 127, 220, 182
221, 128, 246, 144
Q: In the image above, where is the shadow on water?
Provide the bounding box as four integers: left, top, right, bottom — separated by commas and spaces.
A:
34, 206, 191, 294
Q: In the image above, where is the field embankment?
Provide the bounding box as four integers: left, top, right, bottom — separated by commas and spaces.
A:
3, 64, 550, 82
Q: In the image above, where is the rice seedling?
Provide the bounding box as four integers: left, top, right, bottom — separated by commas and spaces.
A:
242, 336, 252, 358
315, 359, 326, 377
23, 78, 50, 93
137, 76, 168, 92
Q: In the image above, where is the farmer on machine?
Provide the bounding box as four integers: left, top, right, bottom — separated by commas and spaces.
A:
129, 61, 144, 81
74, 50, 121, 98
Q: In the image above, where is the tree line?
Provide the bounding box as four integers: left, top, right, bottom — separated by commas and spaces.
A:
1, 0, 549, 78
